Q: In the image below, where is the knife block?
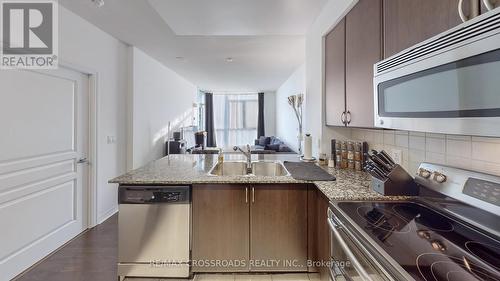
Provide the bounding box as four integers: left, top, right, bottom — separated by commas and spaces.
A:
371, 165, 419, 196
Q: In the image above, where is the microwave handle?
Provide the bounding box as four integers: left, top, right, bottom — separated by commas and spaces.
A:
328, 213, 374, 281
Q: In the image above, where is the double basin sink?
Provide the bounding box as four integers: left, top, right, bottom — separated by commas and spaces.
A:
208, 161, 290, 177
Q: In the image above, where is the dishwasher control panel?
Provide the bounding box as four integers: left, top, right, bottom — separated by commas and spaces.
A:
118, 186, 190, 204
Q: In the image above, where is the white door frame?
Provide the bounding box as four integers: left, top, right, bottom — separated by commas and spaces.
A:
60, 60, 99, 228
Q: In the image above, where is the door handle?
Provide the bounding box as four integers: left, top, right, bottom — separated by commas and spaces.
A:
77, 158, 89, 164
252, 187, 255, 203
340, 112, 346, 125
245, 187, 248, 204
346, 111, 351, 125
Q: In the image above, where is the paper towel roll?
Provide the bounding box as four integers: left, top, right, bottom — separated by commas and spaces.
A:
303, 134, 313, 160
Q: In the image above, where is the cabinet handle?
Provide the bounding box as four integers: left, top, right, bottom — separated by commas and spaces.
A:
245, 187, 248, 203
458, 0, 469, 22
340, 112, 346, 125
252, 187, 255, 203
346, 111, 351, 125
483, 0, 498, 11
459, 0, 481, 22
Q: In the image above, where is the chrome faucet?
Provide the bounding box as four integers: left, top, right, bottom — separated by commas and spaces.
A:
233, 144, 252, 174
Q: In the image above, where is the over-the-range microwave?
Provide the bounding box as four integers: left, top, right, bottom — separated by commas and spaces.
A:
374, 8, 500, 137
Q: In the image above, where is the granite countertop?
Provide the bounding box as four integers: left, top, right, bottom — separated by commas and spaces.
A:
110, 154, 411, 201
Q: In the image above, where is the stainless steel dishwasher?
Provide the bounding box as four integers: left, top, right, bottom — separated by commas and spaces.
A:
118, 185, 190, 280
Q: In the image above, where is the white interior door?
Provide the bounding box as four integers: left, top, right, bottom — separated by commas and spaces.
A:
0, 67, 89, 281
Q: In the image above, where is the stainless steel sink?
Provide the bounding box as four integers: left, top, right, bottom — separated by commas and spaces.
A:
251, 161, 290, 176
208, 161, 289, 177
208, 161, 249, 176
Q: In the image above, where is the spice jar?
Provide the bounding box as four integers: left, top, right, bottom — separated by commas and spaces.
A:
341, 158, 348, 169
355, 160, 362, 171
348, 159, 355, 170
354, 151, 362, 161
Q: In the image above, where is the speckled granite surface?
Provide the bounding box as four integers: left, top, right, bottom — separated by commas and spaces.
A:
110, 154, 411, 201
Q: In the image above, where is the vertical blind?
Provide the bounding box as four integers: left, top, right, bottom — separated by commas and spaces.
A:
213, 94, 258, 149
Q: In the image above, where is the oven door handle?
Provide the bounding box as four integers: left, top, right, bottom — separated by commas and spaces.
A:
328, 213, 375, 281
329, 260, 355, 281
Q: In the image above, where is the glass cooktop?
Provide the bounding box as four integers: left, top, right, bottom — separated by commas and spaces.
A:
338, 201, 500, 281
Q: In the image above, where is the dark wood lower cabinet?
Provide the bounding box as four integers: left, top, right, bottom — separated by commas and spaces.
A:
308, 187, 331, 280
192, 184, 310, 272
250, 184, 308, 271
192, 184, 250, 272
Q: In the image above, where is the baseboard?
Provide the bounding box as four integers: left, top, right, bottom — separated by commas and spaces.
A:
97, 206, 118, 225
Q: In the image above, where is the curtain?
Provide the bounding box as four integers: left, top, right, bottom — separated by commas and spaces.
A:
204, 93, 217, 147
257, 92, 265, 138
213, 94, 258, 149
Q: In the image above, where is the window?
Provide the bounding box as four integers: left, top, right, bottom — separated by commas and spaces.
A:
213, 93, 258, 149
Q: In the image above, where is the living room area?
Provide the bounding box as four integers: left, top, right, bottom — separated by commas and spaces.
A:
127, 38, 306, 172
185, 91, 299, 155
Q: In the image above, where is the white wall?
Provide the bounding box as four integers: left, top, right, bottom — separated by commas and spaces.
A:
304, 0, 357, 156
59, 6, 129, 223
129, 47, 198, 169
275, 64, 305, 151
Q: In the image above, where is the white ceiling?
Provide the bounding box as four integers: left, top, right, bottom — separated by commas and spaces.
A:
59, 0, 328, 92
149, 0, 328, 36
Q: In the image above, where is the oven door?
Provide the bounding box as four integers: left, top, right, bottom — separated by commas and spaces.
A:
328, 208, 393, 281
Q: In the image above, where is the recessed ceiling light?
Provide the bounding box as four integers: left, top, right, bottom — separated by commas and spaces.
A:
225, 57, 233, 62
91, 0, 104, 8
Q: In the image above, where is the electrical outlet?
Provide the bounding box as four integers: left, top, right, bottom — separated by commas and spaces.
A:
391, 149, 402, 165
107, 136, 116, 144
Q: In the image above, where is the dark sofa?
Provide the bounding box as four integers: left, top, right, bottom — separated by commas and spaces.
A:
252, 136, 294, 154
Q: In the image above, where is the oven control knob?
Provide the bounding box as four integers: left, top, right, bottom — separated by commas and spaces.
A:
418, 168, 432, 179
431, 240, 446, 252
433, 172, 447, 183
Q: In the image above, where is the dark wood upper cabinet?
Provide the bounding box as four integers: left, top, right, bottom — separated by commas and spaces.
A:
324, 0, 381, 128
345, 0, 382, 128
324, 19, 346, 127
383, 0, 466, 58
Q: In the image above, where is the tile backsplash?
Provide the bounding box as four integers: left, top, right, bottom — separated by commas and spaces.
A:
349, 129, 500, 176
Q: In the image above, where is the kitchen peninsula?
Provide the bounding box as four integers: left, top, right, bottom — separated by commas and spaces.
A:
110, 154, 409, 280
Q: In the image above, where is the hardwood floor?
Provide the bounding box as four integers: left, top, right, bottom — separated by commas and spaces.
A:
14, 214, 118, 281
13, 214, 320, 281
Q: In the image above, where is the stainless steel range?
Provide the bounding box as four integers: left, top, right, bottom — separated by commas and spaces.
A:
328, 163, 500, 281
